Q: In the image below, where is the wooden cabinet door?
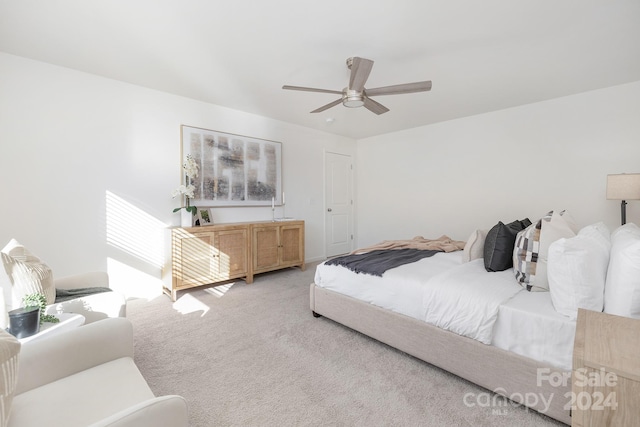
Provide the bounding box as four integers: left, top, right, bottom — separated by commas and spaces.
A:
214, 228, 248, 280
280, 224, 304, 266
176, 232, 216, 286
252, 225, 279, 272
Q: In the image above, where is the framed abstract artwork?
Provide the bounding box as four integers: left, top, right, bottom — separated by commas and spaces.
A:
181, 125, 282, 207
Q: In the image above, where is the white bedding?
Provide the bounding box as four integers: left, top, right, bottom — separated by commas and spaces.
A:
314, 251, 576, 370
492, 291, 576, 371
314, 252, 461, 320
421, 258, 522, 344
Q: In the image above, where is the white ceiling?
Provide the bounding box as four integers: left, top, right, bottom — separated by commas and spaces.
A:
1, 0, 639, 139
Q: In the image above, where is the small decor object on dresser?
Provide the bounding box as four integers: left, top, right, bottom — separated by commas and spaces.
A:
196, 208, 213, 226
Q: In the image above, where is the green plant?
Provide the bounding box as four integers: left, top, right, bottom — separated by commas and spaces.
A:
23, 293, 60, 324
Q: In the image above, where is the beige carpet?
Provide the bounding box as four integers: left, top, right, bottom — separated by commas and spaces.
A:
127, 264, 565, 427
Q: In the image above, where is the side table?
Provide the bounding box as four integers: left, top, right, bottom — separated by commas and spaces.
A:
19, 313, 86, 344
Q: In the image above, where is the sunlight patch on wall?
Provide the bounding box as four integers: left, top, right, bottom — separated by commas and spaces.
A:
107, 257, 164, 300
173, 293, 210, 317
106, 191, 165, 268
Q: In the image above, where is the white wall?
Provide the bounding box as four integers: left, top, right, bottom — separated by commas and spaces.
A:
356, 81, 640, 247
3, 51, 639, 299
0, 53, 355, 298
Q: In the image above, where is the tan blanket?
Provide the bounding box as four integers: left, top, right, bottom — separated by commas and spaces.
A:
351, 235, 466, 255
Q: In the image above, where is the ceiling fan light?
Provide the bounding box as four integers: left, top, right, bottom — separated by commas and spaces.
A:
343, 99, 364, 108
342, 89, 364, 108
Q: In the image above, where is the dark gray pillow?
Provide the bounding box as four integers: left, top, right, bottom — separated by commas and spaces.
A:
484, 218, 532, 272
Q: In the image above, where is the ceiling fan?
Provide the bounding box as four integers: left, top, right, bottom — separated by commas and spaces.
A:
282, 57, 432, 115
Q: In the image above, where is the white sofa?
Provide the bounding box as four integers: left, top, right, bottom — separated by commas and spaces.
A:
8, 317, 188, 427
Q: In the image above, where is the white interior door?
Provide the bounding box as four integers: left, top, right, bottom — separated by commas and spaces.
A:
325, 152, 353, 257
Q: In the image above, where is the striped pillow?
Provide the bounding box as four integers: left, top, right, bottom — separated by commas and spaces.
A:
513, 210, 578, 291
513, 213, 548, 290
1, 239, 55, 309
0, 328, 20, 427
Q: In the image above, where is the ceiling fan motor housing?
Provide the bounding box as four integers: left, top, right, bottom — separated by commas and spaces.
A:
346, 57, 355, 69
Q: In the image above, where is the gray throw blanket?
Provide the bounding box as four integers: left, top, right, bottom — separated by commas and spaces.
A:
325, 248, 441, 277
55, 287, 112, 303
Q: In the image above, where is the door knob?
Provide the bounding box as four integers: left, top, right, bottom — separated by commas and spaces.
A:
327, 208, 332, 212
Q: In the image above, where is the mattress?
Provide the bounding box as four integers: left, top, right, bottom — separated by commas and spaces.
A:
314, 251, 576, 370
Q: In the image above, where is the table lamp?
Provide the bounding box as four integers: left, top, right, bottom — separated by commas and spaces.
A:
607, 173, 640, 225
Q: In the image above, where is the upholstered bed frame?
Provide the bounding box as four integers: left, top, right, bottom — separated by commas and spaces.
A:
310, 283, 571, 425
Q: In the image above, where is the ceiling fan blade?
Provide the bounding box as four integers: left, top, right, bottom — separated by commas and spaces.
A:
363, 97, 390, 115
282, 85, 343, 95
349, 57, 374, 92
310, 98, 343, 113
365, 81, 432, 97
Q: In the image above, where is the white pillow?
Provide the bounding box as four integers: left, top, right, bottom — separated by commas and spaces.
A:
0, 328, 20, 427
604, 223, 640, 318
462, 229, 488, 263
548, 222, 610, 319
1, 239, 56, 310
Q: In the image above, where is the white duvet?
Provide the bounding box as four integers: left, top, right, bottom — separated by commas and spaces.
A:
314, 252, 462, 320
420, 258, 522, 344
315, 253, 521, 344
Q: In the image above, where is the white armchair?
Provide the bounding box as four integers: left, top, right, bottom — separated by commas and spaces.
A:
0, 271, 126, 330
46, 271, 127, 323
1, 239, 126, 329
9, 317, 188, 427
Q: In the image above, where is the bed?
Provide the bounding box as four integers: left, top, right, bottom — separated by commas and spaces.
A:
310, 244, 575, 424
311, 218, 640, 424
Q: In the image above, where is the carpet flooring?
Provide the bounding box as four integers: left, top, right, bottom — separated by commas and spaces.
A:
127, 263, 565, 427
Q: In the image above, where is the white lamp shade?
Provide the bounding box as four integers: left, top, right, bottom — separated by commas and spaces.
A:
607, 173, 640, 200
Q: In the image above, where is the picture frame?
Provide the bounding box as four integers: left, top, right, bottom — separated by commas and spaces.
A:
181, 125, 282, 207
196, 208, 214, 226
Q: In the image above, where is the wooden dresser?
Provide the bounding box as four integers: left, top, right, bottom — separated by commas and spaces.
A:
167, 220, 304, 300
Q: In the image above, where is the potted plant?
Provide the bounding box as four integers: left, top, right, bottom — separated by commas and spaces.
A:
23, 293, 60, 324
172, 154, 199, 226
7, 293, 59, 338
